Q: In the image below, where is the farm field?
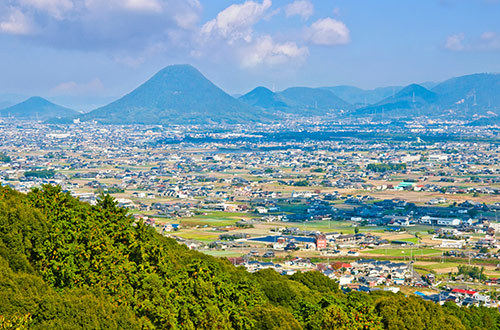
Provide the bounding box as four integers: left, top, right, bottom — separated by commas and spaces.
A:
364, 247, 442, 257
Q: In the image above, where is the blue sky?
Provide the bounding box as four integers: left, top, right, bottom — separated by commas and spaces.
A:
1, 0, 499, 110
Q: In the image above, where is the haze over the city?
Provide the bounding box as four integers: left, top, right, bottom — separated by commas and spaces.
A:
1, 0, 500, 110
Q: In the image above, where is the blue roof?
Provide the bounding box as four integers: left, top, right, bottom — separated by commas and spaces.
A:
414, 291, 427, 297
358, 286, 371, 292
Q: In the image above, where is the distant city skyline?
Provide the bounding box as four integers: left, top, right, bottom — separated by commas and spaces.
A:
1, 0, 499, 110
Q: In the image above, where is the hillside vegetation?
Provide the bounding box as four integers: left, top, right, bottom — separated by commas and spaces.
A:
0, 185, 499, 329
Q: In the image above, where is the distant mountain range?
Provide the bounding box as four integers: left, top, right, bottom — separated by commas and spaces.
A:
352, 73, 500, 119
353, 84, 439, 117
238, 86, 349, 115
320, 85, 402, 105
0, 96, 78, 120
277, 87, 350, 114
2, 65, 500, 124
238, 87, 290, 112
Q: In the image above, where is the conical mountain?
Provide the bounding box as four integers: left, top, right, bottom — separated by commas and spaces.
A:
81, 65, 271, 124
239, 87, 289, 110
386, 84, 438, 105
0, 96, 78, 120
393, 84, 436, 100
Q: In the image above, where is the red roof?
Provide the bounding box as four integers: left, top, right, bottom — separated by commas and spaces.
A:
331, 262, 352, 269
452, 288, 477, 295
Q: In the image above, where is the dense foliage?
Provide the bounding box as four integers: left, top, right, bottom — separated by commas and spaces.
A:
23, 169, 56, 179
367, 163, 407, 173
0, 153, 10, 163
0, 185, 499, 329
457, 265, 487, 281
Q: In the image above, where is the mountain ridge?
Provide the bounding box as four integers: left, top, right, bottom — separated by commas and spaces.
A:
321, 85, 402, 105
2, 67, 500, 124
0, 96, 78, 120
81, 64, 273, 125
238, 86, 290, 111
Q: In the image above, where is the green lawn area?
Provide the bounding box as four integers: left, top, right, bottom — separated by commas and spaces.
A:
179, 217, 240, 227
394, 237, 419, 244
405, 225, 435, 234
360, 226, 388, 233
277, 204, 309, 213
413, 262, 461, 275
280, 221, 392, 234
201, 250, 246, 258
177, 210, 251, 227
364, 248, 441, 257
201, 211, 250, 218
174, 230, 220, 242
423, 262, 460, 270
287, 220, 355, 233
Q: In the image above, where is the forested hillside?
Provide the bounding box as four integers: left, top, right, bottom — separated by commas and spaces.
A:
0, 185, 499, 329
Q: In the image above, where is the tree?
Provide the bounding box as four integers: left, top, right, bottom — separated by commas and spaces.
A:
0, 185, 498, 330
0, 152, 10, 163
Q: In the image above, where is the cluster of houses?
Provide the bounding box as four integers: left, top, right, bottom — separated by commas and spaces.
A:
229, 256, 496, 307
416, 288, 493, 307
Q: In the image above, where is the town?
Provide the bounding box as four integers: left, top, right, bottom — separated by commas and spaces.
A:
1, 118, 500, 308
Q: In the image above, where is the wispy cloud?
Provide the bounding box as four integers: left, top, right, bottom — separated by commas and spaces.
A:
0, 0, 202, 51
445, 31, 500, 51
479, 31, 500, 50
18, 0, 74, 20
285, 0, 314, 21
445, 33, 465, 51
0, 0, 353, 70
201, 0, 271, 43
241, 35, 309, 67
199, 0, 311, 68
306, 17, 350, 46
0, 7, 33, 35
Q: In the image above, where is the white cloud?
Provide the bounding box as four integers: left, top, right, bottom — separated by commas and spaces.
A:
0, 8, 33, 35
0, 0, 202, 51
445, 32, 500, 51
445, 33, 465, 51
201, 0, 272, 43
83, 0, 162, 13
121, 0, 163, 13
480, 31, 500, 50
242, 35, 309, 67
19, 0, 73, 19
306, 17, 349, 46
196, 0, 311, 69
51, 78, 105, 95
173, 11, 200, 29
172, 0, 202, 29
285, 0, 314, 20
